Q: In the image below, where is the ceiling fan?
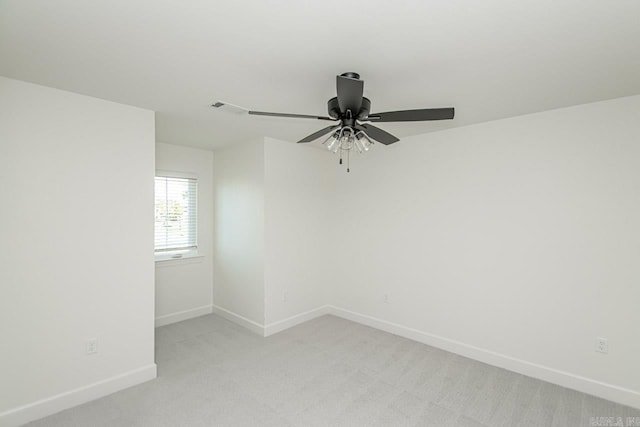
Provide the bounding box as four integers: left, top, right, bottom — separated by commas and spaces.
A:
212, 72, 455, 171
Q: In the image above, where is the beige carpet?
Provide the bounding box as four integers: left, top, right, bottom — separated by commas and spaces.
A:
27, 314, 640, 426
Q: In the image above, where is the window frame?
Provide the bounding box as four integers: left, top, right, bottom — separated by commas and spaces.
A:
154, 170, 199, 262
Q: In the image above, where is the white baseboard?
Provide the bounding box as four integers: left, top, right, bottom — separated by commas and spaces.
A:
210, 304, 331, 337
328, 306, 640, 410
155, 304, 213, 327
0, 364, 157, 427
264, 305, 331, 337
211, 304, 264, 335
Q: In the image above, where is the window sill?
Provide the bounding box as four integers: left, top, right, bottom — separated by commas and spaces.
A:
155, 253, 204, 267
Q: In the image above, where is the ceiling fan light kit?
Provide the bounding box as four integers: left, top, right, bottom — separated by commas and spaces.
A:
212, 72, 455, 172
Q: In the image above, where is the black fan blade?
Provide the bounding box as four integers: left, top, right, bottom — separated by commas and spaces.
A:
336, 75, 363, 115
297, 125, 340, 143
366, 107, 454, 122
356, 124, 400, 145
249, 110, 336, 121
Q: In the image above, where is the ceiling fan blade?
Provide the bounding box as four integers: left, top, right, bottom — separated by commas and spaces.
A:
249, 110, 336, 121
336, 75, 364, 115
297, 125, 341, 143
366, 107, 455, 122
356, 124, 400, 145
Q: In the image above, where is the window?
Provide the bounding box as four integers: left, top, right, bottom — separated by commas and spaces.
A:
154, 175, 197, 260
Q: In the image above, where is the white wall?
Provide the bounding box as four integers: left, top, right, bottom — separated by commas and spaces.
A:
212, 140, 265, 326
331, 95, 640, 407
0, 77, 156, 425
155, 143, 214, 326
211, 137, 338, 332
263, 137, 336, 325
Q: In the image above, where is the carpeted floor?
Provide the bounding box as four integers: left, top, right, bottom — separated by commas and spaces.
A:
27, 314, 640, 426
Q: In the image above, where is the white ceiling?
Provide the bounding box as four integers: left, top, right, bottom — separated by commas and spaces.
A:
1, 0, 640, 149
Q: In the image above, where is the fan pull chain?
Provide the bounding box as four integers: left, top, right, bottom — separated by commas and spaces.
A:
347, 148, 350, 173
339, 147, 343, 164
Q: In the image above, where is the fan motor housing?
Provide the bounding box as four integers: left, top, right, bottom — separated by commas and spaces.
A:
328, 96, 371, 121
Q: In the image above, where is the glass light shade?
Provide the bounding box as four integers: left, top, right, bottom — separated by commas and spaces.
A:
356, 131, 372, 151
339, 128, 355, 151
326, 134, 339, 151
323, 131, 338, 145
354, 138, 364, 153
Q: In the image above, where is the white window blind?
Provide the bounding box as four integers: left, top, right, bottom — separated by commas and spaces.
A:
154, 176, 197, 253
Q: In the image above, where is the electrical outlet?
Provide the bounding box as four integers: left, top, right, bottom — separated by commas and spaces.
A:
595, 337, 608, 354
383, 293, 389, 304
86, 338, 98, 355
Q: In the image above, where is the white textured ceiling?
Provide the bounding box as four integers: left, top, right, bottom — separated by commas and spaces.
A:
1, 0, 640, 149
